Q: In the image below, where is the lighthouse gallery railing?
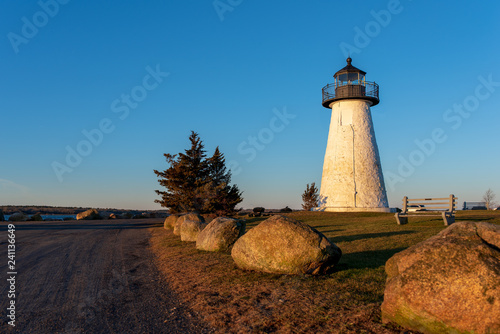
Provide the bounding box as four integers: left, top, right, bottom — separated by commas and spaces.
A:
322, 81, 379, 105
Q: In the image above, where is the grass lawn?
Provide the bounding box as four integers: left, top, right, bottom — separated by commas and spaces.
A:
149, 210, 500, 334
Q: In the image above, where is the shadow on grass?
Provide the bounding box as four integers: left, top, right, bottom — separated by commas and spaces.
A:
329, 230, 416, 243
320, 229, 343, 235
337, 247, 408, 270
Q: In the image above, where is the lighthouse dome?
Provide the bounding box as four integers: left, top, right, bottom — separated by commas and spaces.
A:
334, 57, 366, 78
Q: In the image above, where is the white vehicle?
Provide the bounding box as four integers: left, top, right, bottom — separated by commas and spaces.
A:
407, 205, 426, 212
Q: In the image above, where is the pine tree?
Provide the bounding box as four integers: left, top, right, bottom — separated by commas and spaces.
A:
154, 131, 208, 213
302, 183, 319, 211
202, 147, 243, 216
154, 133, 242, 215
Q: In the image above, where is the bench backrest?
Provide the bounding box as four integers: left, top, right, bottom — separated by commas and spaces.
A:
402, 194, 457, 214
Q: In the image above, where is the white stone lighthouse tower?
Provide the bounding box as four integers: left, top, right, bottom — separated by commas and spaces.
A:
319, 58, 389, 212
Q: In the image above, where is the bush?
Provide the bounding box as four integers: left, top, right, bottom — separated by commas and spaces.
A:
253, 207, 265, 213
280, 206, 293, 213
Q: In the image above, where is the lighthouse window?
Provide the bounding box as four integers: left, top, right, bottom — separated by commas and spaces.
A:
347, 72, 359, 84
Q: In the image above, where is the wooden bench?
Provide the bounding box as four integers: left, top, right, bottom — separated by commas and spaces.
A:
395, 194, 457, 226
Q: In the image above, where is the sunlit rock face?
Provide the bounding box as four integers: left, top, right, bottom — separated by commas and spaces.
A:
319, 99, 389, 212
163, 214, 181, 230
173, 213, 204, 236
381, 221, 500, 334
180, 220, 207, 242
231, 215, 342, 275
196, 217, 245, 253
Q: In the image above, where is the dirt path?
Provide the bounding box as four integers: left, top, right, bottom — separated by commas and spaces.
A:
0, 219, 211, 333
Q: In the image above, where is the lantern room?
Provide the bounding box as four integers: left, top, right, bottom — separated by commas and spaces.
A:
322, 57, 379, 108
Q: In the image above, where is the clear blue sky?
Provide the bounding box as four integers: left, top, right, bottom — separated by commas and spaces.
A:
1, 0, 499, 210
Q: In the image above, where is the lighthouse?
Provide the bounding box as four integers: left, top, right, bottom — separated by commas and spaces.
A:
319, 58, 390, 212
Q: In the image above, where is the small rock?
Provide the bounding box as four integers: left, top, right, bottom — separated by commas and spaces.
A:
99, 212, 114, 220
9, 212, 28, 222
76, 209, 101, 220
10, 212, 28, 221
29, 213, 43, 221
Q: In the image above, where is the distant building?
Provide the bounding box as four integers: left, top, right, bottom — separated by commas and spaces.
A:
462, 201, 487, 210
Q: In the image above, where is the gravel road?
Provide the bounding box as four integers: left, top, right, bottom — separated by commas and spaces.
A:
0, 219, 211, 333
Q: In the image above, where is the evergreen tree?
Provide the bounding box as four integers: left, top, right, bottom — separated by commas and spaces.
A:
302, 183, 319, 211
154, 133, 242, 215
202, 147, 243, 216
154, 131, 208, 213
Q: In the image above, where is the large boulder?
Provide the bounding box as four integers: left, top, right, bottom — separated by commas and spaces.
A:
173, 213, 204, 236
164, 214, 181, 230
8, 212, 28, 222
197, 217, 246, 252
180, 220, 208, 242
381, 221, 500, 334
76, 209, 101, 220
231, 215, 342, 275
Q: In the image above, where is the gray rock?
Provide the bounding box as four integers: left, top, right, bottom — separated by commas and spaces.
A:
381, 221, 500, 334
180, 220, 207, 242
164, 214, 181, 230
173, 213, 204, 236
29, 213, 43, 221
99, 211, 114, 219
8, 212, 28, 222
231, 215, 342, 275
196, 217, 245, 252
76, 209, 101, 220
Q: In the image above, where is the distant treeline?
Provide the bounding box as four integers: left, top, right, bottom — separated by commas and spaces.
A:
0, 205, 167, 215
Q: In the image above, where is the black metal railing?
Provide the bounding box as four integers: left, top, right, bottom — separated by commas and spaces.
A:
322, 81, 379, 107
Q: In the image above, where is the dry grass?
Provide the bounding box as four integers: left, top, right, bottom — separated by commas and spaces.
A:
149, 210, 500, 333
